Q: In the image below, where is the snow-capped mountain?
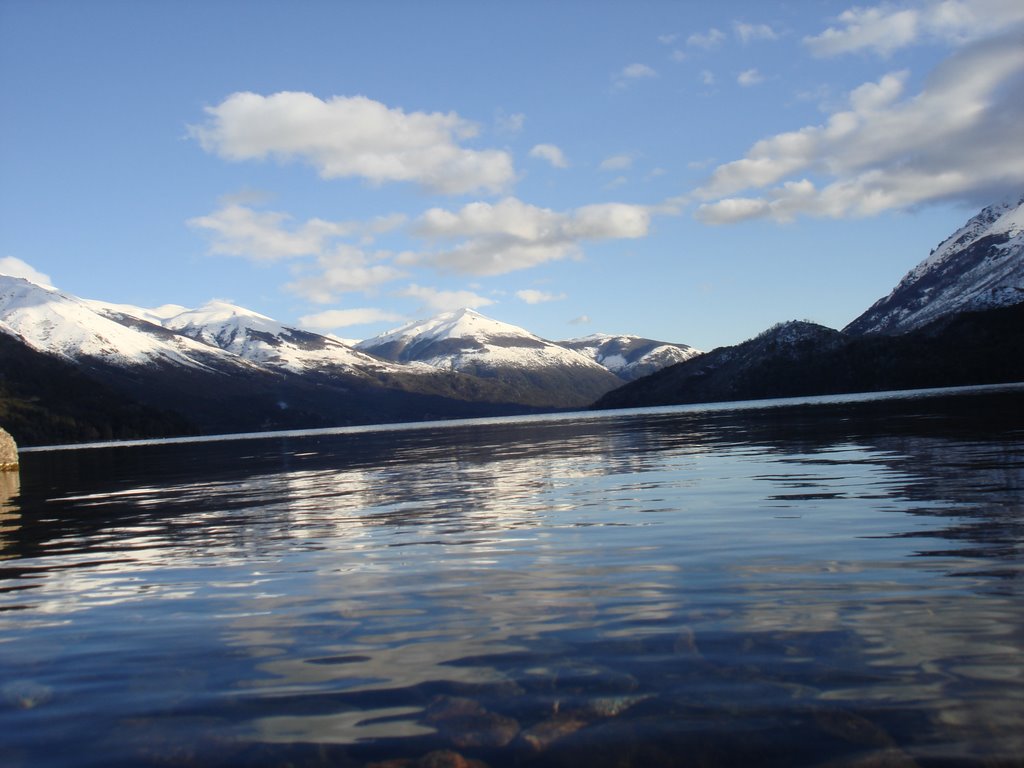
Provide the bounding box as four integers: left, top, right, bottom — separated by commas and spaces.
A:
356, 308, 586, 368
161, 300, 399, 376
0, 275, 255, 373
0, 279, 648, 442
558, 334, 702, 381
357, 308, 622, 407
845, 195, 1024, 335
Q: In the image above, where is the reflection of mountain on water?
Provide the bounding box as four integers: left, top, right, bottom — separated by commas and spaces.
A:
2, 387, 1023, 763
9, 387, 1024, 564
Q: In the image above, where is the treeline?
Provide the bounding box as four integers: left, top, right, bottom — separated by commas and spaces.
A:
594, 302, 1024, 410
0, 333, 196, 446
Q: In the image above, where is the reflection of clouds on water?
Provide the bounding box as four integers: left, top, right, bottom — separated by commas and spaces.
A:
2, 392, 1022, 760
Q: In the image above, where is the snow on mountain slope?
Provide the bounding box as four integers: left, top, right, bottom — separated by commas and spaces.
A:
86, 299, 189, 327
558, 333, 702, 381
0, 275, 250, 371
161, 300, 396, 375
845, 196, 1024, 335
357, 308, 610, 373
356, 308, 623, 407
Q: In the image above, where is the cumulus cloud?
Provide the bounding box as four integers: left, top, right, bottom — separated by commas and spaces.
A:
687, 28, 726, 49
599, 154, 634, 171
737, 68, 764, 86
700, 70, 716, 86
399, 284, 496, 313
494, 109, 525, 135
695, 31, 1024, 223
622, 63, 657, 79
734, 22, 779, 42
188, 203, 354, 261
569, 314, 592, 325
0, 256, 53, 287
189, 91, 515, 195
405, 196, 651, 276
188, 202, 408, 303
299, 307, 404, 330
516, 289, 566, 304
805, 0, 1024, 57
286, 245, 407, 304
805, 5, 919, 56
612, 63, 657, 90
529, 144, 569, 168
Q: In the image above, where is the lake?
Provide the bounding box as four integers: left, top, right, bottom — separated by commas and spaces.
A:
2, 385, 1022, 767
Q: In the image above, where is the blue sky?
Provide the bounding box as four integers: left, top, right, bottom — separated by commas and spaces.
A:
1, 0, 1022, 350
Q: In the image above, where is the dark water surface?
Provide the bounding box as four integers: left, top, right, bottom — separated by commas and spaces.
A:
2, 386, 1023, 767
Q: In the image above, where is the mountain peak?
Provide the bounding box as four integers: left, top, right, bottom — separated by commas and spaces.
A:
356, 306, 623, 406
845, 195, 1024, 335
361, 308, 538, 352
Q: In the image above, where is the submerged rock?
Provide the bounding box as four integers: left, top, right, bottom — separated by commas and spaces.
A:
0, 428, 17, 472
423, 696, 519, 749
516, 715, 589, 752
580, 693, 653, 719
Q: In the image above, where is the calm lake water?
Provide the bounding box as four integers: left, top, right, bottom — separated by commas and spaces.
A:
2, 386, 1023, 768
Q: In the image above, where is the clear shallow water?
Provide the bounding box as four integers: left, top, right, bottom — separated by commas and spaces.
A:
1, 387, 1022, 767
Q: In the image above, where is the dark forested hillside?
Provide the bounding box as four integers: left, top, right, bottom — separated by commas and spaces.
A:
0, 333, 197, 446
593, 303, 1024, 411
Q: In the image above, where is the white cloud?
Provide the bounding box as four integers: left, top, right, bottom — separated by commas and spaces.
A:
362, 213, 409, 239
406, 196, 651, 276
299, 307, 404, 330
805, 5, 919, 56
622, 63, 657, 79
569, 314, 592, 325
188, 203, 354, 262
516, 289, 566, 304
189, 203, 409, 302
657, 33, 679, 45
613, 63, 657, 90
529, 143, 569, 168
737, 68, 764, 86
804, 0, 1024, 57
494, 109, 525, 135
734, 22, 779, 42
399, 284, 495, 313
670, 49, 687, 62
687, 28, 726, 49
287, 245, 407, 303
695, 31, 1024, 222
0, 256, 53, 287
695, 196, 770, 225
700, 70, 716, 86
190, 91, 515, 195
599, 154, 633, 171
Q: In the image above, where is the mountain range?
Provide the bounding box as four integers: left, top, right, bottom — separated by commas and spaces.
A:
1, 195, 1021, 446
0, 278, 697, 445
595, 195, 1024, 411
